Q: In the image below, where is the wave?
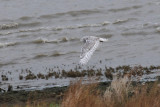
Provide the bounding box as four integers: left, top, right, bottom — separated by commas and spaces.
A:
0, 23, 18, 30
142, 22, 160, 29
113, 18, 137, 24
0, 32, 13, 36
66, 9, 100, 17
0, 42, 18, 48
50, 21, 110, 31
19, 28, 42, 33
33, 54, 48, 59
19, 16, 33, 21
99, 34, 113, 38
57, 37, 79, 42
51, 51, 64, 57
121, 31, 149, 36
0, 21, 110, 36
51, 51, 78, 57
19, 22, 41, 27
0, 62, 16, 67
32, 37, 55, 44
32, 37, 79, 44
33, 51, 65, 59
108, 5, 142, 12
33, 51, 78, 59
39, 9, 100, 19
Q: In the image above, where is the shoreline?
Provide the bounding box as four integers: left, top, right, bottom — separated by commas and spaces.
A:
0, 65, 160, 91
0, 80, 157, 106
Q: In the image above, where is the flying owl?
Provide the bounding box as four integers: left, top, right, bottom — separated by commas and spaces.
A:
80, 36, 108, 65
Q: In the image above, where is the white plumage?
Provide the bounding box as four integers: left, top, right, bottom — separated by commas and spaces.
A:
80, 36, 108, 65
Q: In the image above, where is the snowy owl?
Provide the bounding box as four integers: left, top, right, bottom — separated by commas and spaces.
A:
80, 36, 108, 65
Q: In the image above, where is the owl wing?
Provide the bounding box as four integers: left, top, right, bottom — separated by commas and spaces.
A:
80, 39, 100, 65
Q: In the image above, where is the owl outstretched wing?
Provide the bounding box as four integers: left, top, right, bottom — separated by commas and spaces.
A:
80, 38, 100, 65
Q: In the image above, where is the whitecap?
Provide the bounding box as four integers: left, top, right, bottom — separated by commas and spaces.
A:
0, 23, 18, 30
0, 42, 17, 48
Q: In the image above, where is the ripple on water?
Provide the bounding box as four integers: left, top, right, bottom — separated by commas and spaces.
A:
19, 22, 41, 27
0, 42, 18, 48
108, 5, 142, 12
33, 54, 48, 59
39, 9, 100, 20
0, 23, 18, 30
19, 16, 33, 21
113, 18, 137, 24
121, 31, 150, 36
31, 37, 79, 44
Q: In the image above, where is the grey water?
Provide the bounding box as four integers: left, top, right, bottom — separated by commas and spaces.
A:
0, 0, 160, 90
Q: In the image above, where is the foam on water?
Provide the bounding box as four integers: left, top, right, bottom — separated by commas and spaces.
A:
32, 37, 79, 44
0, 42, 17, 48
0, 23, 18, 30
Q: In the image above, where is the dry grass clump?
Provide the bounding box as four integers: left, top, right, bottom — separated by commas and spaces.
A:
104, 77, 131, 106
1, 100, 59, 107
62, 77, 160, 107
25, 99, 59, 107
125, 83, 160, 107
61, 80, 105, 107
